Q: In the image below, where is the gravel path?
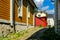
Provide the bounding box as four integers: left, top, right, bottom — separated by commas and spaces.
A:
18, 27, 44, 40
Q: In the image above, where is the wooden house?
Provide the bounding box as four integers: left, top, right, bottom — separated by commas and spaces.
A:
35, 11, 47, 28
47, 14, 54, 27
0, 0, 37, 32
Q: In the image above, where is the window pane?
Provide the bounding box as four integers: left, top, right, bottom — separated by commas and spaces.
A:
18, 0, 21, 7
18, 0, 22, 17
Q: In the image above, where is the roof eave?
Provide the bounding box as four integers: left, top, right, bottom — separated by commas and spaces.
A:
28, 0, 38, 9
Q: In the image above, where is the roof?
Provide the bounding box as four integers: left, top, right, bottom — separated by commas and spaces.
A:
28, 0, 37, 9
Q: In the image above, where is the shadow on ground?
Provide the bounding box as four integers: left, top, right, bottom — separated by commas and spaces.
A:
26, 27, 60, 40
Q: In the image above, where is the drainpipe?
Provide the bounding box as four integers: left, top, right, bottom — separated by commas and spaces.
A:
10, 0, 16, 32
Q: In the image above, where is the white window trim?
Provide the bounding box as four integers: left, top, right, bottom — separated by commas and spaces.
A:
18, 0, 23, 17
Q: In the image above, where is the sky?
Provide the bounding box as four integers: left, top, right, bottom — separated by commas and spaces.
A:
33, 0, 54, 14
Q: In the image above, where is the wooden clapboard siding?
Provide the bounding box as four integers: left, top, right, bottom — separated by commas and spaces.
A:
22, 0, 27, 23
15, 0, 22, 22
28, 5, 34, 25
15, 0, 34, 25
15, 0, 27, 23
0, 0, 10, 20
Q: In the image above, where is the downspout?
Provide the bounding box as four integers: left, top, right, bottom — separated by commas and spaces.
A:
10, 0, 16, 32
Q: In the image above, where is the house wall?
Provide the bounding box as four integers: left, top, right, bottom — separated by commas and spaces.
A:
15, 0, 22, 23
15, 0, 34, 25
0, 0, 35, 36
15, 0, 27, 23
47, 18, 54, 27
0, 0, 10, 21
22, 0, 27, 23
28, 5, 34, 25
0, 0, 35, 25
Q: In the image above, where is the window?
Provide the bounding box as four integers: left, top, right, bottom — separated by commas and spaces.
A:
18, 0, 23, 17
27, 3, 30, 18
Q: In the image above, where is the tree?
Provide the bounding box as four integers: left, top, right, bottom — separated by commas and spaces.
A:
34, 7, 38, 13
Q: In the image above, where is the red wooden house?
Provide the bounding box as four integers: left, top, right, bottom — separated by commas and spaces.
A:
35, 11, 47, 28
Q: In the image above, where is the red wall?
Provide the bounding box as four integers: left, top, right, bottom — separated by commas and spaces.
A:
35, 17, 47, 28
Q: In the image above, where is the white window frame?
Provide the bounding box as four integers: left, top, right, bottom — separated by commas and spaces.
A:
18, 0, 23, 17
27, 3, 30, 18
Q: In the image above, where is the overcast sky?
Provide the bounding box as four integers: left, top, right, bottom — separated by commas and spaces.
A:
33, 0, 54, 14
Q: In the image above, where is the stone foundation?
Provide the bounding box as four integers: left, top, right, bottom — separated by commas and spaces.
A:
0, 24, 13, 37
0, 23, 34, 37
15, 24, 34, 33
